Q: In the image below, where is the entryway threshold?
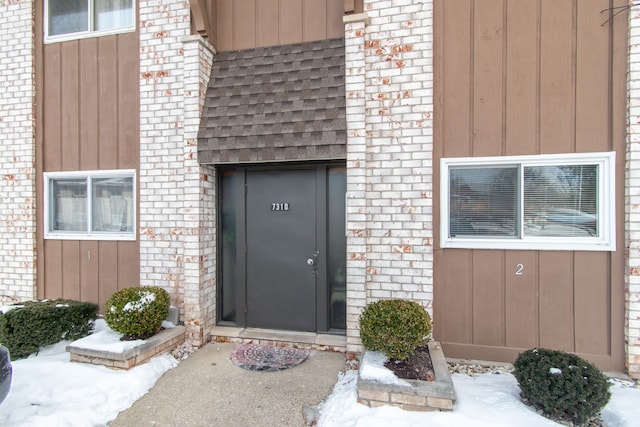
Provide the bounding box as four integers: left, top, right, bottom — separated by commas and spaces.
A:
210, 326, 346, 352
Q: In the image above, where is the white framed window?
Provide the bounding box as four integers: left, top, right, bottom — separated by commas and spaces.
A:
45, 0, 136, 43
440, 152, 615, 251
44, 170, 136, 241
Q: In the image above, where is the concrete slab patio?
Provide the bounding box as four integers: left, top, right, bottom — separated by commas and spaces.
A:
108, 342, 346, 427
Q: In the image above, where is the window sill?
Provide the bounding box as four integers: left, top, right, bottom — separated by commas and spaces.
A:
44, 26, 136, 45
44, 233, 136, 242
440, 238, 616, 252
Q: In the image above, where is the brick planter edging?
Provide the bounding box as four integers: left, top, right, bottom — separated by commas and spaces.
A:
67, 325, 185, 370
357, 341, 456, 412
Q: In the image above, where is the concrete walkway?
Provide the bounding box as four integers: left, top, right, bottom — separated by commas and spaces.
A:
108, 342, 346, 427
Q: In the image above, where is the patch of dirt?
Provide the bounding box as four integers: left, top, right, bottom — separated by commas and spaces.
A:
384, 345, 435, 381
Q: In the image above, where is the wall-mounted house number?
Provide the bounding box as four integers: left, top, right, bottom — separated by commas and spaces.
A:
271, 202, 290, 211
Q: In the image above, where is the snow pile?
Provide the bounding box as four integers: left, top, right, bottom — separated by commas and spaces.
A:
0, 328, 177, 426
358, 351, 410, 386
317, 354, 640, 427
68, 319, 176, 354
601, 379, 640, 427
68, 319, 145, 353
0, 305, 25, 314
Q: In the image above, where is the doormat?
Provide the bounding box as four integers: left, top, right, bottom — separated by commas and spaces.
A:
230, 342, 310, 372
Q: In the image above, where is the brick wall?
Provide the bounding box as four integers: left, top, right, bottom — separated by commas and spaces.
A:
182, 35, 217, 342
0, 0, 36, 303
344, 0, 434, 352
626, 5, 640, 379
139, 0, 215, 345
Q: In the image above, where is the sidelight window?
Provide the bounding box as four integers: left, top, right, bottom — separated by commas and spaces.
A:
44, 170, 136, 240
45, 0, 135, 42
440, 152, 615, 251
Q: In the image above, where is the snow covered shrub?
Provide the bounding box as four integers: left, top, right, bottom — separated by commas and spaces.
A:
104, 286, 169, 340
513, 348, 611, 425
359, 299, 432, 361
0, 299, 98, 360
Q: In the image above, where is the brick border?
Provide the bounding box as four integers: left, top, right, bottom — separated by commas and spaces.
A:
357, 341, 455, 412
68, 326, 185, 370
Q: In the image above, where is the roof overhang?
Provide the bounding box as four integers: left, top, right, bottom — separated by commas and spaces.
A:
198, 38, 346, 165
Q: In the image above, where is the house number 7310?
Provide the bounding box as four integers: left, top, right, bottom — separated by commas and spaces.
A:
271, 202, 289, 211
515, 264, 524, 276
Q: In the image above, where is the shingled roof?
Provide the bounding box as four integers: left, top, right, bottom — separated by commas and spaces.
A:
198, 38, 346, 164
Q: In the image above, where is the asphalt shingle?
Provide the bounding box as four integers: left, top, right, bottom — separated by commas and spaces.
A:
198, 38, 346, 164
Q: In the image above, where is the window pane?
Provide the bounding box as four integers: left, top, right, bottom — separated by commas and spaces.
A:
524, 165, 598, 237
92, 177, 134, 232
95, 0, 134, 31
327, 167, 346, 330
49, 0, 89, 36
220, 170, 238, 323
50, 178, 87, 232
449, 166, 518, 237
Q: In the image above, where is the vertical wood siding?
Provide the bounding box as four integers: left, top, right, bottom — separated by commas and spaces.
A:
214, 0, 345, 51
433, 0, 626, 371
35, 0, 140, 311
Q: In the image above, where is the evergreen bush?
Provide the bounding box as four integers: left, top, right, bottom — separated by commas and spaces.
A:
104, 286, 169, 339
513, 348, 611, 425
359, 299, 432, 361
0, 299, 98, 360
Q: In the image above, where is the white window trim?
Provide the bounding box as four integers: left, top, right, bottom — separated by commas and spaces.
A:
44, 0, 137, 44
44, 169, 137, 241
440, 152, 616, 251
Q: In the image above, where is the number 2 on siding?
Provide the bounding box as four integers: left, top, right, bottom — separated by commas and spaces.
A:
515, 264, 524, 276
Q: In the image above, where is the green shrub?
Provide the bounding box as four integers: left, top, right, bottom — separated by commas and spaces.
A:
513, 348, 611, 425
359, 299, 432, 361
0, 299, 98, 360
104, 286, 169, 339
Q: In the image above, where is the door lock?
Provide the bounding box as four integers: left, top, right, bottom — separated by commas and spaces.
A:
306, 258, 315, 266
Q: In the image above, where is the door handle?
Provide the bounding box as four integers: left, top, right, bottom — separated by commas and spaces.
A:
306, 258, 315, 266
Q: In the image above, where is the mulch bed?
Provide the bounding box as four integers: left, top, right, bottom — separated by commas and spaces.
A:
384, 345, 435, 381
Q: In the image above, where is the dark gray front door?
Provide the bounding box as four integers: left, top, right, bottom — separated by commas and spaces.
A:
245, 169, 317, 331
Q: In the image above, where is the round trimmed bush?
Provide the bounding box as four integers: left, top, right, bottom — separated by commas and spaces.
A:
513, 348, 611, 425
104, 286, 170, 339
359, 299, 432, 361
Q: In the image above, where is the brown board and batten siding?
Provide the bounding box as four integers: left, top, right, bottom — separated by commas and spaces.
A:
34, 1, 140, 311
212, 0, 347, 51
433, 0, 627, 371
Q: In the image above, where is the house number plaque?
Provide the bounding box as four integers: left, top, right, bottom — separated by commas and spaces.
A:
271, 202, 290, 211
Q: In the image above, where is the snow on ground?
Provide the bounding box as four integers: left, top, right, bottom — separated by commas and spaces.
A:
0, 321, 639, 427
0, 341, 176, 427
0, 321, 177, 427
358, 350, 411, 386
317, 370, 640, 427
